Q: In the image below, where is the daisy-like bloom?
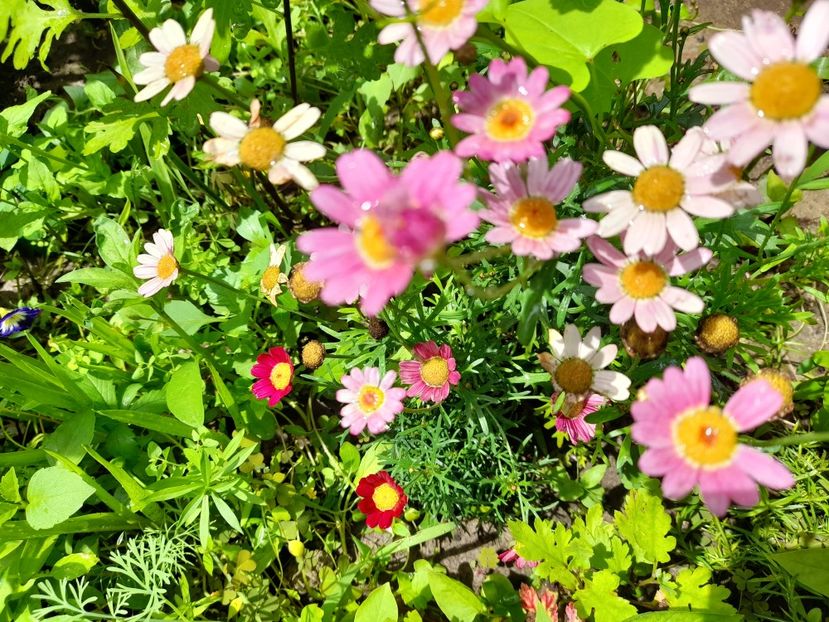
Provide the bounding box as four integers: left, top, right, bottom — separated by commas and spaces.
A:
336, 367, 406, 435
538, 324, 631, 401
688, 2, 829, 179
0, 307, 41, 337
481, 159, 597, 260
250, 346, 294, 406
288, 262, 323, 304
371, 0, 487, 66
260, 243, 289, 305
632, 356, 795, 516
399, 341, 461, 403
204, 101, 325, 190
696, 313, 740, 355
552, 393, 606, 444
297, 150, 478, 315
689, 127, 763, 209
133, 9, 219, 106
583, 237, 711, 332
743, 368, 795, 419
356, 471, 408, 529
133, 229, 179, 297
498, 547, 538, 569
584, 125, 734, 256
620, 319, 669, 360
452, 58, 571, 163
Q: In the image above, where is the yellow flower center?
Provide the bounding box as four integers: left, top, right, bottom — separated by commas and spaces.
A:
269, 362, 292, 390
164, 44, 204, 82
697, 314, 739, 354
421, 356, 450, 387
156, 254, 178, 280
358, 385, 385, 414
288, 262, 323, 304
632, 166, 685, 213
357, 215, 397, 269
417, 0, 464, 26
554, 358, 594, 395
673, 406, 738, 469
510, 197, 558, 238
755, 369, 794, 413
261, 266, 282, 291
485, 99, 535, 142
561, 397, 587, 420
750, 62, 822, 120
239, 128, 286, 171
620, 261, 667, 299
372, 483, 400, 511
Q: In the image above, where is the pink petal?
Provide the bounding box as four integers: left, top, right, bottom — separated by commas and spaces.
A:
796, 0, 829, 62
633, 125, 670, 167
727, 123, 775, 166
704, 102, 760, 139
639, 447, 683, 476
723, 379, 783, 431
666, 209, 699, 251
337, 150, 394, 202
805, 97, 829, 149
669, 129, 704, 170
708, 31, 764, 80
742, 10, 795, 64
668, 247, 712, 276
661, 464, 699, 501
609, 296, 635, 325
681, 195, 735, 219
772, 122, 808, 179
583, 190, 634, 214
661, 286, 704, 314
587, 236, 627, 267
596, 202, 639, 238
310, 186, 362, 227
735, 446, 795, 490
688, 82, 751, 106
624, 211, 667, 256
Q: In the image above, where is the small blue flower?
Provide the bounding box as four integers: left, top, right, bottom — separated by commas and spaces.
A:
0, 307, 41, 337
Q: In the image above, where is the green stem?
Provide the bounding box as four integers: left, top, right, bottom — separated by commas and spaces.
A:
180, 267, 262, 303
568, 90, 607, 149
447, 257, 540, 301
166, 151, 230, 210
746, 431, 829, 448
201, 75, 249, 109
0, 135, 90, 171
110, 0, 150, 40
410, 23, 460, 146
444, 245, 511, 268
757, 171, 802, 255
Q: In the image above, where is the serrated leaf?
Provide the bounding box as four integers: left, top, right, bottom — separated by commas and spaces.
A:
0, 91, 52, 137
509, 518, 578, 589
355, 583, 398, 622
25, 465, 95, 530
663, 567, 736, 614
574, 569, 638, 622
770, 549, 829, 599
83, 112, 157, 155
429, 572, 486, 621
0, 0, 79, 69
165, 361, 205, 427
615, 489, 676, 564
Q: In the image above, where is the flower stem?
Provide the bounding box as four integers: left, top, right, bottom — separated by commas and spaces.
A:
757, 171, 802, 255
444, 245, 511, 267
202, 75, 249, 109
110, 0, 150, 40
181, 267, 262, 303
411, 24, 460, 146
746, 431, 829, 448
282, 0, 299, 105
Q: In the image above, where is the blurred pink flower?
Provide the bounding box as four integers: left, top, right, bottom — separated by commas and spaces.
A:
552, 393, 606, 444
336, 367, 406, 435
399, 341, 461, 403
498, 547, 538, 569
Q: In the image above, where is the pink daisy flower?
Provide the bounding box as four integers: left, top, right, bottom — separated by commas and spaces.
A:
371, 0, 487, 66
584, 125, 733, 256
296, 150, 478, 316
452, 58, 571, 163
690, 127, 763, 209
399, 341, 461, 403
498, 547, 538, 569
133, 229, 179, 297
632, 356, 795, 516
251, 347, 294, 406
552, 393, 606, 444
481, 158, 597, 260
336, 367, 406, 435
582, 237, 711, 332
688, 2, 829, 179
133, 9, 219, 106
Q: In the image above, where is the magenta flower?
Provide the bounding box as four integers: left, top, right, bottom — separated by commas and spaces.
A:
582, 237, 710, 332
688, 2, 829, 178
481, 158, 596, 260
371, 0, 487, 66
399, 341, 461, 403
297, 150, 478, 316
498, 547, 538, 569
552, 393, 606, 444
633, 357, 795, 516
251, 347, 294, 406
452, 58, 571, 163
336, 367, 406, 435
584, 125, 733, 256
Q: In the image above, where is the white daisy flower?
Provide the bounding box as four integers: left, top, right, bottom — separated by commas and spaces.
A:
260, 243, 289, 305
134, 9, 219, 106
203, 101, 326, 191
133, 229, 179, 297
538, 324, 631, 401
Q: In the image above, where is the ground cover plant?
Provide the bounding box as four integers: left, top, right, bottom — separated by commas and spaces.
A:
1, 0, 829, 619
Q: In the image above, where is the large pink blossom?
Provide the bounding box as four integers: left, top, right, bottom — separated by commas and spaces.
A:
297, 150, 478, 315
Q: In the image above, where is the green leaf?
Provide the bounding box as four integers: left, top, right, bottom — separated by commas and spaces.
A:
509, 518, 578, 589
623, 612, 743, 622
0, 467, 21, 503
211, 494, 242, 532
299, 605, 324, 622
0, 91, 52, 137
163, 300, 218, 336
355, 583, 398, 622
771, 549, 829, 598
165, 361, 205, 427
94, 217, 133, 272
51, 552, 99, 579
0, 501, 17, 527
504, 0, 642, 90
56, 267, 135, 290
339, 442, 360, 474
615, 489, 676, 564
428, 572, 486, 621
0, 0, 79, 69
83, 112, 157, 155
25, 465, 95, 530
42, 412, 95, 465
663, 568, 736, 614
573, 569, 637, 622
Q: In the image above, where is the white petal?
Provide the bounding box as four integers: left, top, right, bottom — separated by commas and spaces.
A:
134, 79, 169, 102
133, 64, 166, 85
283, 141, 326, 162
549, 328, 565, 358
796, 0, 829, 62
563, 324, 582, 359
603, 150, 644, 177
633, 125, 669, 167
274, 104, 321, 139
210, 112, 249, 139
275, 158, 319, 190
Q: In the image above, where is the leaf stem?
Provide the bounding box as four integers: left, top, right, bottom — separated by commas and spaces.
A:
745, 431, 829, 448
757, 171, 803, 255
282, 0, 299, 104
110, 0, 151, 40
410, 22, 460, 146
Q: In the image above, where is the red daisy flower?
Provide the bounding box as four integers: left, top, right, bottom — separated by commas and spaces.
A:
356, 471, 408, 529
399, 341, 461, 403
251, 346, 294, 406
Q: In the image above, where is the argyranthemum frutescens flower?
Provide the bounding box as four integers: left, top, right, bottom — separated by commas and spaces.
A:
689, 1, 829, 179
204, 101, 325, 190
584, 125, 734, 256
134, 9, 219, 106
0, 307, 41, 338
481, 158, 596, 260
551, 393, 606, 444
296, 150, 478, 316
356, 471, 408, 529
133, 228, 179, 297
371, 0, 487, 66
260, 243, 289, 305
583, 237, 711, 332
452, 58, 571, 163
399, 341, 461, 403
538, 324, 630, 401
633, 356, 795, 516
336, 367, 406, 435
250, 346, 294, 406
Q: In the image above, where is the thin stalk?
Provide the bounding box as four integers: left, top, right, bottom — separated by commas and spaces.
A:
283, 0, 299, 104
757, 172, 802, 255
443, 245, 511, 268
201, 75, 249, 109
166, 150, 230, 210
110, 0, 150, 40
410, 21, 460, 146
746, 431, 829, 448
568, 89, 607, 149
180, 267, 262, 303
667, 0, 683, 121
0, 135, 91, 171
